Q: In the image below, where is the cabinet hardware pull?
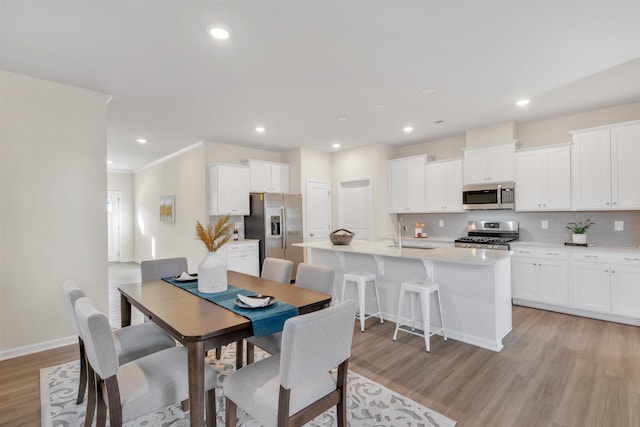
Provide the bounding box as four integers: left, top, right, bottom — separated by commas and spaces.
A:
547, 253, 559, 256
623, 257, 640, 261
584, 255, 598, 258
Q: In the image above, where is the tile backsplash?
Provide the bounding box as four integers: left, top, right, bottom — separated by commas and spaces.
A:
399, 210, 640, 247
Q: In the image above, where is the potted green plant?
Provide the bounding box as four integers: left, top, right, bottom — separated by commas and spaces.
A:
566, 219, 594, 244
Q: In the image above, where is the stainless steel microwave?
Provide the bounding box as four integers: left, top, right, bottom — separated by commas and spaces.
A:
462, 182, 515, 210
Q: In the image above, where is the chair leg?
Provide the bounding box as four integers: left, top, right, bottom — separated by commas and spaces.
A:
357, 281, 365, 332
372, 280, 384, 323
215, 346, 222, 359
84, 362, 96, 427
181, 399, 189, 412
410, 292, 416, 331
104, 376, 123, 427
76, 338, 87, 404
420, 290, 431, 353
96, 378, 107, 427
206, 387, 217, 427
336, 360, 349, 427
436, 288, 448, 341
246, 340, 255, 365
225, 397, 237, 427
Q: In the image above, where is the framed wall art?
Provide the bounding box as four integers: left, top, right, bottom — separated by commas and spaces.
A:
159, 195, 175, 223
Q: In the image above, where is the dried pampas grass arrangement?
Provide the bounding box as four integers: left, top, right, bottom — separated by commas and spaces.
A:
196, 215, 233, 252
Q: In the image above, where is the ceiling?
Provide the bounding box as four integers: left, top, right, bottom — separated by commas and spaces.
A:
2, 1, 639, 172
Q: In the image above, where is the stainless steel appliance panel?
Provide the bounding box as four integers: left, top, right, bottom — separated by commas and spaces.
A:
462, 182, 515, 210
283, 193, 303, 279
265, 193, 285, 261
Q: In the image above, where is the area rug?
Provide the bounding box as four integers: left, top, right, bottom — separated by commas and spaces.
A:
40, 343, 456, 426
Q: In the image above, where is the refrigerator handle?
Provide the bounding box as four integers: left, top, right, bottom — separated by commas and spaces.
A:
281, 206, 287, 250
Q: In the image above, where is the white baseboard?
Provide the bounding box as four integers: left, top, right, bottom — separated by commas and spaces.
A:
0, 335, 76, 361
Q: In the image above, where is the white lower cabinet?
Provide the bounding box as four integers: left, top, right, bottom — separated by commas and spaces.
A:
218, 241, 259, 277
512, 249, 568, 306
512, 246, 640, 324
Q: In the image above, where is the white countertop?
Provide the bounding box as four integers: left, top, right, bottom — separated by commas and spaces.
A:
295, 240, 511, 265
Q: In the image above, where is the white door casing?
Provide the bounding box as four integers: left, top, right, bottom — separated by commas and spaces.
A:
107, 191, 120, 262
306, 179, 331, 242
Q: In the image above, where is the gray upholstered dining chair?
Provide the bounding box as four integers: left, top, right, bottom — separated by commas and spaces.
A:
62, 281, 176, 423
224, 300, 356, 427
74, 296, 218, 427
140, 257, 189, 282
260, 258, 294, 284
246, 263, 335, 363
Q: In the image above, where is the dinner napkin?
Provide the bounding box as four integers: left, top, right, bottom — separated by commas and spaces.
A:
176, 272, 195, 281
238, 294, 270, 307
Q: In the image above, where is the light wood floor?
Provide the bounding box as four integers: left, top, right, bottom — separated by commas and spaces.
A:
2, 279, 639, 426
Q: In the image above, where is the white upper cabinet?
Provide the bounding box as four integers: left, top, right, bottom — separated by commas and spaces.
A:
571, 120, 640, 210
389, 155, 430, 213
209, 164, 250, 215
426, 159, 463, 212
515, 145, 571, 211
248, 160, 290, 193
462, 141, 518, 185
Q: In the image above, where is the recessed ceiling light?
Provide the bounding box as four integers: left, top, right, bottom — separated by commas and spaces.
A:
255, 126, 266, 133
336, 116, 347, 121
403, 126, 414, 133
332, 142, 341, 149
373, 104, 385, 110
136, 138, 147, 144
420, 87, 436, 95
106, 160, 113, 165
516, 99, 531, 107
209, 26, 230, 40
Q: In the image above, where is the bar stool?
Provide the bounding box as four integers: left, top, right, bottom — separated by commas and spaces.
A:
341, 271, 384, 332
393, 278, 447, 352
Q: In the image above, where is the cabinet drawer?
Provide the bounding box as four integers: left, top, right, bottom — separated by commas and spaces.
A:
572, 251, 640, 265
511, 247, 568, 259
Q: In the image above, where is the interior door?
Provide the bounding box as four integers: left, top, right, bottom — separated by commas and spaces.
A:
107, 191, 120, 262
338, 177, 373, 241
306, 180, 331, 241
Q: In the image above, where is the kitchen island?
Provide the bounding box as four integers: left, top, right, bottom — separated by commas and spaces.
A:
295, 240, 512, 351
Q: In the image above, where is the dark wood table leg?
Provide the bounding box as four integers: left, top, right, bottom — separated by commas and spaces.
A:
188, 340, 205, 427
235, 340, 243, 369
120, 293, 132, 327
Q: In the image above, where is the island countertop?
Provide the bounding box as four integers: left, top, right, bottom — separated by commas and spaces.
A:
294, 240, 511, 266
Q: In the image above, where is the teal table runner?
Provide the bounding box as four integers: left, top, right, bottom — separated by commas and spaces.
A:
162, 277, 298, 338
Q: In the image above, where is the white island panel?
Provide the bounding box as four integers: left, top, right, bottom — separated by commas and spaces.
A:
296, 241, 512, 351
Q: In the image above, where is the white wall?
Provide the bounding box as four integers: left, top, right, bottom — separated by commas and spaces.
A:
107, 172, 134, 261
0, 71, 108, 359
392, 134, 465, 161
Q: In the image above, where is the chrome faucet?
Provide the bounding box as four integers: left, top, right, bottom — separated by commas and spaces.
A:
398, 217, 407, 249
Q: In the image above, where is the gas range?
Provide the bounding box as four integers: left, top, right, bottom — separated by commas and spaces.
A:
454, 221, 519, 250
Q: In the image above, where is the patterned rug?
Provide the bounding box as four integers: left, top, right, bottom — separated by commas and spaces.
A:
40, 343, 456, 426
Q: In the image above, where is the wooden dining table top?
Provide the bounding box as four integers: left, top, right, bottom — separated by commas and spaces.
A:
118, 270, 332, 345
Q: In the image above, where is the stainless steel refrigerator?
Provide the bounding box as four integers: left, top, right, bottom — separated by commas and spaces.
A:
244, 193, 303, 281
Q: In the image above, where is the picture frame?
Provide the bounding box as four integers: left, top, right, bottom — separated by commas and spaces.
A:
159, 195, 175, 223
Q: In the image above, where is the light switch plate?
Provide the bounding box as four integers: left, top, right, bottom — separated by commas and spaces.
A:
614, 221, 624, 231
439, 220, 444, 228
541, 220, 549, 229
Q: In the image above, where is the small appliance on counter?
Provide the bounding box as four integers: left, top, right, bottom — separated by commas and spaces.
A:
414, 222, 425, 238
454, 220, 519, 250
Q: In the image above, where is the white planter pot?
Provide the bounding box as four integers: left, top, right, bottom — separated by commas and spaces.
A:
198, 251, 228, 293
572, 233, 587, 244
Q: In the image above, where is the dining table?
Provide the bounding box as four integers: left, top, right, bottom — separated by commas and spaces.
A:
119, 270, 332, 427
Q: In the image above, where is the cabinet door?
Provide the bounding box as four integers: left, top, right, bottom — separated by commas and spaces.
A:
511, 257, 538, 301
542, 146, 571, 210
426, 163, 446, 212
406, 157, 427, 211
232, 167, 250, 215
611, 122, 640, 209
538, 259, 569, 306
463, 148, 488, 185
571, 262, 611, 313
273, 163, 290, 193
210, 165, 249, 215
444, 160, 463, 211
610, 264, 640, 318
250, 161, 272, 192
486, 144, 514, 183
515, 150, 542, 210
571, 129, 612, 209
390, 158, 410, 212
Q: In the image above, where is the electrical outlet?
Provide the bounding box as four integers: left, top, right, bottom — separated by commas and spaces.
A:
541, 220, 549, 229
439, 220, 444, 228
235, 222, 243, 230
614, 221, 624, 231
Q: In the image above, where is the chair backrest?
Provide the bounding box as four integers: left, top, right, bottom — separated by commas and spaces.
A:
62, 280, 86, 336
294, 263, 335, 294
74, 296, 119, 379
261, 258, 293, 284
279, 300, 356, 390
140, 257, 188, 282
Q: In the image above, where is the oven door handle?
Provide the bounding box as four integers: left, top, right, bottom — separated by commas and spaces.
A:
497, 184, 502, 206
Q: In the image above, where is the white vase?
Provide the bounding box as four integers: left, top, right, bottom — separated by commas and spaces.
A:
198, 251, 227, 293
572, 233, 587, 244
